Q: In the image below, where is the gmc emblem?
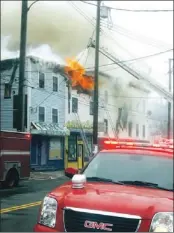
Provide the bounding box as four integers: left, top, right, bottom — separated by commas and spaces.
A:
84, 220, 113, 231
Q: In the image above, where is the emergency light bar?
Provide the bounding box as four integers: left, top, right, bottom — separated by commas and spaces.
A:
103, 140, 173, 150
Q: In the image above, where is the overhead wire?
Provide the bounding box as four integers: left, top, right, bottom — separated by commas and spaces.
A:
68, 1, 173, 77
100, 21, 172, 50
80, 1, 173, 12
2, 81, 167, 123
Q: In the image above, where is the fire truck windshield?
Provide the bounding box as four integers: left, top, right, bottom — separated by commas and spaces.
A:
83, 152, 173, 191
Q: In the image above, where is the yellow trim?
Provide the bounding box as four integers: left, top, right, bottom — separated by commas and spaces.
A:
64, 136, 68, 169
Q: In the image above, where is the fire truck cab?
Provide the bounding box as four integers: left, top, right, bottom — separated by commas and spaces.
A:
0, 131, 31, 188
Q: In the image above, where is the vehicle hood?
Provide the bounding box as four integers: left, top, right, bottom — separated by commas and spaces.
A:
50, 181, 173, 219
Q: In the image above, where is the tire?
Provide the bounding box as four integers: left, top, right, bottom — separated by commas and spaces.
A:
5, 169, 19, 188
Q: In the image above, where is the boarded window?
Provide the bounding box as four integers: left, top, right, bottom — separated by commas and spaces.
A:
39, 107, 45, 122
53, 76, 58, 92
72, 97, 78, 113
52, 108, 58, 123
39, 72, 45, 88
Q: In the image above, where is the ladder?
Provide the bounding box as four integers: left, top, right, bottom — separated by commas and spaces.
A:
74, 113, 91, 156
90, 42, 173, 103
104, 105, 117, 137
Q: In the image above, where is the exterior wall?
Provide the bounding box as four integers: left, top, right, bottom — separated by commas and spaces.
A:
77, 47, 150, 140
0, 57, 66, 131
0, 60, 28, 131
65, 88, 93, 126
27, 57, 66, 129
98, 74, 149, 140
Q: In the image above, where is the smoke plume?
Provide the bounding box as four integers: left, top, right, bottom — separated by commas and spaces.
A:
1, 1, 94, 59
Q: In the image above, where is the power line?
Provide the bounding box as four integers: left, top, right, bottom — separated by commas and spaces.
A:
80, 1, 173, 12
2, 84, 168, 123
69, 2, 173, 77
1, 47, 171, 78
100, 21, 172, 50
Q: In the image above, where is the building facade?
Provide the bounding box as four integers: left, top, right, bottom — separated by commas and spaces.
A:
76, 47, 150, 142
0, 56, 69, 171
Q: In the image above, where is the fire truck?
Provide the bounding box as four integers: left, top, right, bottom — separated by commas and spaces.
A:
0, 130, 31, 188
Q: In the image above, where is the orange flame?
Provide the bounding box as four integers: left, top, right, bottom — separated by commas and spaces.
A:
64, 58, 94, 91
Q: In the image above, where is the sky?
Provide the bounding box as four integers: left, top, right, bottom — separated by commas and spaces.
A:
1, 1, 173, 97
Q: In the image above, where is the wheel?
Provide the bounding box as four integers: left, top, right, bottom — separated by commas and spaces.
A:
5, 169, 19, 188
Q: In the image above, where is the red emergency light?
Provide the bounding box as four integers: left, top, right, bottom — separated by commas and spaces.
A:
103, 140, 173, 150
25, 133, 31, 140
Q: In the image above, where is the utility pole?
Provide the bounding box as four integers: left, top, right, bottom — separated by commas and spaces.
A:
167, 58, 173, 139
18, 0, 28, 131
93, 0, 101, 153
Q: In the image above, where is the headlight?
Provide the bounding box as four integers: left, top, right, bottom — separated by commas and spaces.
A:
150, 212, 173, 232
38, 196, 58, 228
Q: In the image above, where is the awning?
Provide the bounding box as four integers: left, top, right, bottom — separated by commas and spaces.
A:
30, 122, 70, 136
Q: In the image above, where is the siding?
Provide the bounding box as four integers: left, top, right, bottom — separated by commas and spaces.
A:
0, 57, 66, 131
0, 62, 28, 131
28, 58, 66, 128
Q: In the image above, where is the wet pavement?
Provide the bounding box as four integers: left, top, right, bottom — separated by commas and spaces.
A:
0, 176, 69, 232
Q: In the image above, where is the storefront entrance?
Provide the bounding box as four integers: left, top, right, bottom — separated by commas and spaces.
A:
66, 132, 92, 169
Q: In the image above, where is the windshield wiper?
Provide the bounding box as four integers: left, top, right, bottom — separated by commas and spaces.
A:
87, 177, 124, 185
118, 180, 173, 191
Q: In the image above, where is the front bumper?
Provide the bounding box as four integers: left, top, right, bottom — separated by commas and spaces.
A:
34, 224, 61, 232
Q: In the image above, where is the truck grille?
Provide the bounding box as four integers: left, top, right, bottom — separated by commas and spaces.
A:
63, 208, 141, 232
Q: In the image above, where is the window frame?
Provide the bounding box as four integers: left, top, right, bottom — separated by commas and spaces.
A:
104, 90, 108, 104
39, 72, 45, 89
89, 101, 94, 115
52, 108, 59, 124
136, 124, 139, 137
38, 106, 45, 122
4, 83, 11, 99
72, 97, 78, 113
53, 76, 58, 92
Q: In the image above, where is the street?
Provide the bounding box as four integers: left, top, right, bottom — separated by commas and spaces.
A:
0, 176, 68, 232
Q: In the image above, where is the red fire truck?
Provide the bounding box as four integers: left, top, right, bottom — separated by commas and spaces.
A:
0, 130, 31, 188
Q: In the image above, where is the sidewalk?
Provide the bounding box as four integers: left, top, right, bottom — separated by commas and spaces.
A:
29, 170, 65, 180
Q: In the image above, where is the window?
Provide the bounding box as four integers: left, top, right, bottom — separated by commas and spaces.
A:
142, 100, 146, 113
104, 119, 108, 134
4, 83, 11, 99
89, 101, 94, 115
104, 90, 108, 104
39, 72, 45, 88
72, 97, 78, 113
68, 135, 77, 161
53, 76, 58, 92
49, 138, 62, 160
142, 125, 146, 138
136, 124, 139, 137
52, 108, 58, 123
39, 107, 45, 122
128, 122, 132, 137
82, 152, 173, 191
